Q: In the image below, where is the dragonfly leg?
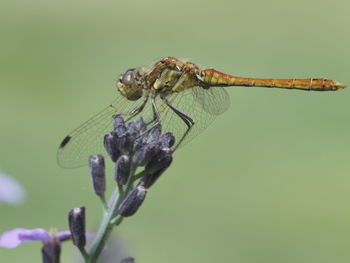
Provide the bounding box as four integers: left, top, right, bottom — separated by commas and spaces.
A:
136, 98, 162, 139
143, 98, 161, 129
163, 97, 194, 151
122, 96, 149, 122
150, 98, 160, 125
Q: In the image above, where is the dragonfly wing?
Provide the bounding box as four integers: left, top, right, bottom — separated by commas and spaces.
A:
193, 86, 230, 115
58, 87, 230, 168
57, 95, 146, 168
155, 86, 228, 147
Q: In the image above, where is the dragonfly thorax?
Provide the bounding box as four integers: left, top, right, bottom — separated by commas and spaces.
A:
116, 68, 143, 101
152, 67, 201, 95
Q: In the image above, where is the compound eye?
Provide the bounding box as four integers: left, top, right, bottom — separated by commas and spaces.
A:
121, 68, 135, 87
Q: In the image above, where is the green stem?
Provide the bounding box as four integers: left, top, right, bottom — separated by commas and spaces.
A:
99, 194, 107, 210
133, 170, 145, 180
78, 247, 89, 262
87, 165, 137, 263
110, 215, 124, 225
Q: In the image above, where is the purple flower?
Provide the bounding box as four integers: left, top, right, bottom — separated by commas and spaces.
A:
0, 228, 93, 249
0, 172, 26, 205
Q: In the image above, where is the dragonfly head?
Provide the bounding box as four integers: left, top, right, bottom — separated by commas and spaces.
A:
116, 68, 143, 101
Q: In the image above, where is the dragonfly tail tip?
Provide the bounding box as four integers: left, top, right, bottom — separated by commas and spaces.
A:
334, 81, 347, 90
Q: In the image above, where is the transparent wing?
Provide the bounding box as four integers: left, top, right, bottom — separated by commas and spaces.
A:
57, 95, 147, 168
154, 86, 230, 147
193, 86, 230, 115
57, 86, 231, 168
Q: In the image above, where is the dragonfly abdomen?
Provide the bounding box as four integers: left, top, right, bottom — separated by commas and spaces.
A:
201, 69, 346, 91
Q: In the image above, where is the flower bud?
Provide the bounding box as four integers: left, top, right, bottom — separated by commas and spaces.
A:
144, 148, 172, 175
115, 124, 128, 137
132, 136, 144, 152
118, 186, 147, 217
88, 155, 106, 196
127, 121, 140, 136
117, 132, 133, 153
134, 118, 146, 133
144, 125, 161, 143
68, 207, 86, 249
140, 148, 172, 188
115, 155, 131, 185
113, 115, 126, 130
140, 167, 167, 189
41, 237, 61, 263
104, 132, 121, 162
127, 118, 146, 144
132, 141, 160, 167
159, 132, 175, 148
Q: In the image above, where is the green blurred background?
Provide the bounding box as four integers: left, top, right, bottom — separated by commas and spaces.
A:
1, 0, 349, 262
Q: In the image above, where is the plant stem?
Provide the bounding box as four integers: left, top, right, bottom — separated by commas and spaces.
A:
99, 194, 107, 210
87, 165, 136, 263
78, 247, 89, 262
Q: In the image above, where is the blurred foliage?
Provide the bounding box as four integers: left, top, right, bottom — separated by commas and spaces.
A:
0, 0, 349, 262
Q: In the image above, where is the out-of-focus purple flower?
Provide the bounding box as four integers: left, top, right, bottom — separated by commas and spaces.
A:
0, 228, 94, 249
0, 172, 26, 205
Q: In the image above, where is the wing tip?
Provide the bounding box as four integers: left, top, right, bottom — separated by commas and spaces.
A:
59, 135, 71, 149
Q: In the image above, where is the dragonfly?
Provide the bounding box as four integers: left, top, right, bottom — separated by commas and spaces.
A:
57, 57, 347, 168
